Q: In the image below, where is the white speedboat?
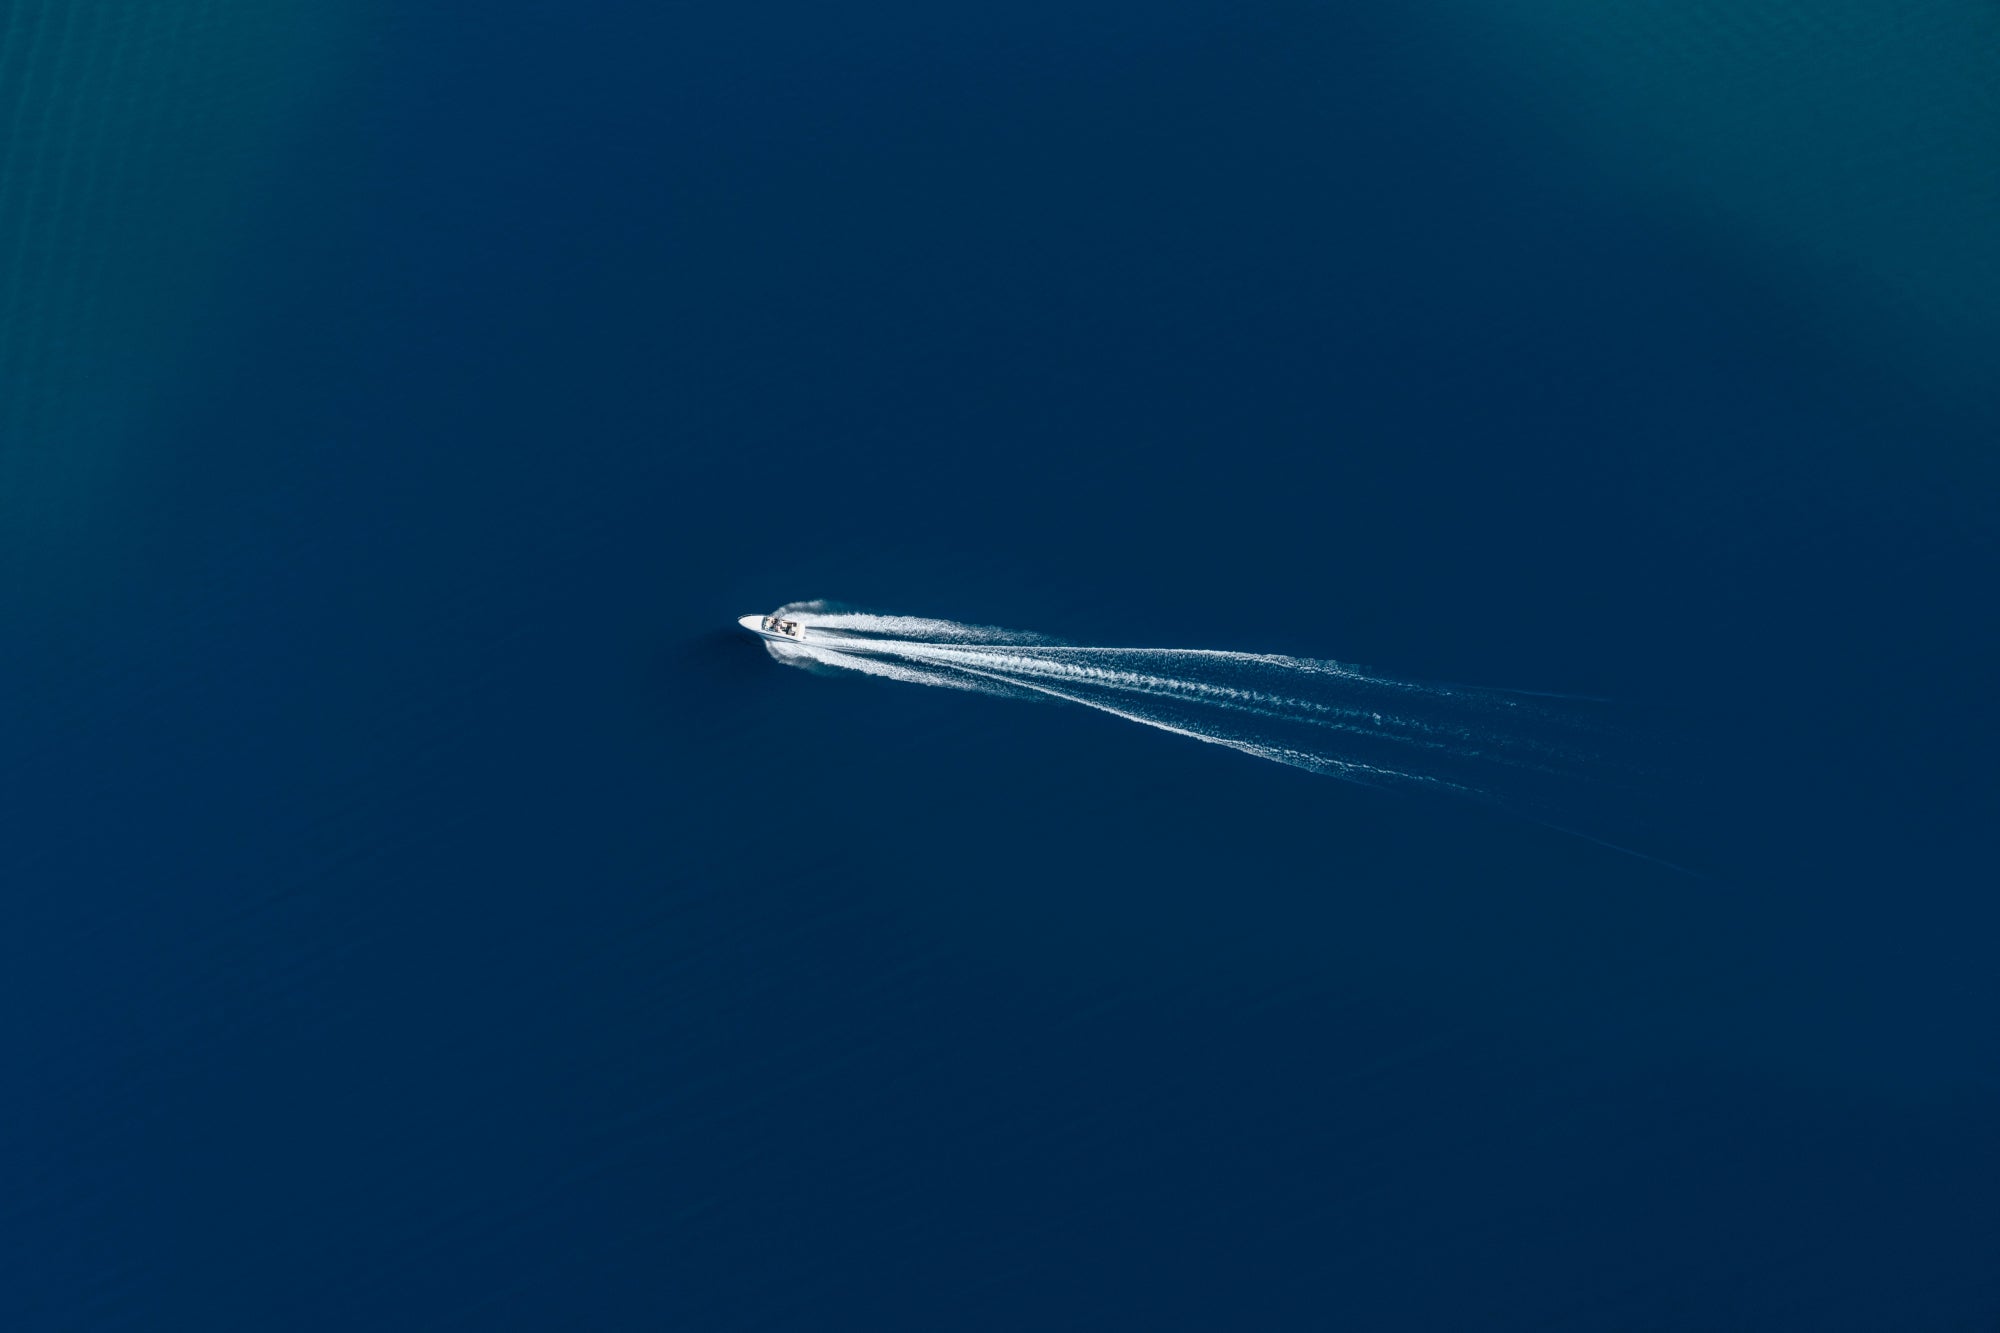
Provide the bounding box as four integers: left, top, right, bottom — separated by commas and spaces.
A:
738, 613, 805, 643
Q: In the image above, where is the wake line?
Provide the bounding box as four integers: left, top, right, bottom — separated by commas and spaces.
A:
751, 602, 1693, 869
893, 645, 1564, 754
899, 646, 1581, 781
942, 661, 1465, 793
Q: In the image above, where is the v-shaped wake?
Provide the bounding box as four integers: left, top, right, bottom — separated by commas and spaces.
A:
743, 602, 1693, 869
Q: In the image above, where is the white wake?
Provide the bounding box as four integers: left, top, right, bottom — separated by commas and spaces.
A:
753, 602, 1688, 866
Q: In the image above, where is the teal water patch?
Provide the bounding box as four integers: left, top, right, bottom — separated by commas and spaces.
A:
1439, 0, 2000, 392
0, 0, 350, 587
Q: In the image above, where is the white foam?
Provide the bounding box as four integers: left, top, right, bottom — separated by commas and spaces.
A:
752, 604, 1675, 865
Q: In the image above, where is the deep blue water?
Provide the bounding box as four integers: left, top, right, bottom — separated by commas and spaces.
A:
6, 2, 1999, 1328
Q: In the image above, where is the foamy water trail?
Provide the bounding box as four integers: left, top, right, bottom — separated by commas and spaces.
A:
752, 602, 1691, 867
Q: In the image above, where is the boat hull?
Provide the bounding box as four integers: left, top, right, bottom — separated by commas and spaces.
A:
737, 613, 804, 644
